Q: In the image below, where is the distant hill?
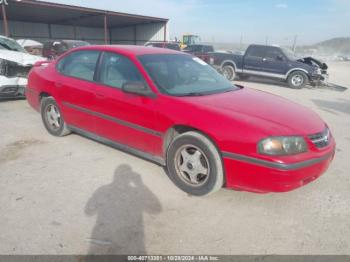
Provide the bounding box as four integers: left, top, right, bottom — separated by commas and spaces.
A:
208, 37, 350, 58
297, 37, 350, 56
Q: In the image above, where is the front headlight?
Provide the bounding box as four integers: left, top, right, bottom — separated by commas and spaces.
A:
313, 68, 322, 75
258, 136, 308, 155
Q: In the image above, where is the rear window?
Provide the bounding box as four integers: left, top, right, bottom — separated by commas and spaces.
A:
57, 50, 100, 81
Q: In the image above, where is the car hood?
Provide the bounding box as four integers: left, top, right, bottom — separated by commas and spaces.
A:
296, 56, 328, 70
182, 87, 325, 135
0, 50, 44, 66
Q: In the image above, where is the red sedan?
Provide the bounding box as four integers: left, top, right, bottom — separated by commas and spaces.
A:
26, 45, 335, 195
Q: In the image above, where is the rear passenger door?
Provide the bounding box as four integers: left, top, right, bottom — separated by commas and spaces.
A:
56, 50, 100, 133
243, 46, 266, 73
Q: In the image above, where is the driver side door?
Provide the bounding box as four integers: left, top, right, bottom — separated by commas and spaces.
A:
262, 46, 289, 76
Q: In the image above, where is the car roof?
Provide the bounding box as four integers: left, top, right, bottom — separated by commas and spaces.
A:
74, 45, 185, 56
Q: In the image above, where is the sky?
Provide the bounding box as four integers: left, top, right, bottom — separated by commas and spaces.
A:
44, 0, 350, 45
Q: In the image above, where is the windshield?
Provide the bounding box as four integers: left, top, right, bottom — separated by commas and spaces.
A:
281, 47, 299, 60
138, 54, 237, 96
0, 37, 26, 53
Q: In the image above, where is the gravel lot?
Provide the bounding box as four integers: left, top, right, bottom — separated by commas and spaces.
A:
0, 62, 349, 255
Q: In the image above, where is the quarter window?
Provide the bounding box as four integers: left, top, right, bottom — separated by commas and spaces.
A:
99, 52, 144, 88
57, 50, 100, 81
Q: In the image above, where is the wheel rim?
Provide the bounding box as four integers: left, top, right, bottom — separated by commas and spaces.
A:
174, 145, 210, 187
45, 104, 61, 130
291, 74, 304, 86
223, 66, 235, 80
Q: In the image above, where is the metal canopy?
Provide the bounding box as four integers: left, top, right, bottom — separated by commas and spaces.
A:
5, 0, 168, 28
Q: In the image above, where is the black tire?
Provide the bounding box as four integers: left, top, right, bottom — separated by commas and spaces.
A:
222, 64, 236, 81
287, 71, 308, 89
166, 131, 224, 196
41, 97, 71, 137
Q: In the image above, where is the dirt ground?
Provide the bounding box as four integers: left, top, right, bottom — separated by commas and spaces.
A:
0, 62, 349, 255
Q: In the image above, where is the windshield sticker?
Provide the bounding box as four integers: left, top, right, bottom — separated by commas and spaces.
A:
193, 57, 208, 66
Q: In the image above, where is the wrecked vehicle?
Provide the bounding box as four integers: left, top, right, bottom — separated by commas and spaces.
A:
209, 44, 328, 89
0, 35, 44, 98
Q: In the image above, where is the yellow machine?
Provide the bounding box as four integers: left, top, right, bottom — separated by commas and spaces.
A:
180, 34, 201, 49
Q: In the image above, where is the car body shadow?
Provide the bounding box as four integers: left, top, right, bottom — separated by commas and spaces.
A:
85, 164, 162, 254
235, 76, 348, 92
312, 98, 350, 115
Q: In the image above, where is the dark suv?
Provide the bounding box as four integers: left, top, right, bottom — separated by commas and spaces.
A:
43, 40, 90, 60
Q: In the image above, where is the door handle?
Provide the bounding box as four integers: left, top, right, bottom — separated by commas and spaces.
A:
95, 92, 105, 99
262, 58, 267, 62
55, 82, 63, 88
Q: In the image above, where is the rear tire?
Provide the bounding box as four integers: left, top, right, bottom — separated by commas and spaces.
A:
287, 71, 308, 89
41, 97, 71, 137
166, 131, 224, 196
222, 65, 236, 81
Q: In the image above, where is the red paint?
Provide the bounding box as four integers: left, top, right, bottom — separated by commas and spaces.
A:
26, 45, 336, 193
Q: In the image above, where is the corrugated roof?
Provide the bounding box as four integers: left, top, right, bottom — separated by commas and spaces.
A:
5, 0, 168, 28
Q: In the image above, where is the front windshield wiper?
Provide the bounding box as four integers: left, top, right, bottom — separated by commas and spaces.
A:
177, 88, 236, 97
178, 92, 207, 97
0, 43, 12, 51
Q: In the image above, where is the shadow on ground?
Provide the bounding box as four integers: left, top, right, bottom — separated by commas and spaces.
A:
312, 98, 350, 115
235, 77, 348, 92
85, 164, 162, 254
0, 97, 26, 102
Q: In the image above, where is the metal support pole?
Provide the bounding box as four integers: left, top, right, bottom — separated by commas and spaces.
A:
163, 22, 167, 42
48, 24, 52, 39
1, 3, 9, 37
104, 14, 108, 44
134, 25, 137, 45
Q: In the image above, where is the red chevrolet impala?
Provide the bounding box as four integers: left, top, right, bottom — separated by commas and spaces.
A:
26, 45, 335, 195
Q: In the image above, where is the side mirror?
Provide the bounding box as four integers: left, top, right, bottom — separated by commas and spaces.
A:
276, 55, 284, 61
122, 81, 155, 97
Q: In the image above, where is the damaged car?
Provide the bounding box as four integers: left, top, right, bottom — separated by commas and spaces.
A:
0, 35, 44, 98
209, 44, 328, 89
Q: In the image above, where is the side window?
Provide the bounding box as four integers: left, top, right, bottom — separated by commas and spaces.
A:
265, 47, 284, 61
99, 52, 144, 88
57, 50, 100, 81
246, 46, 265, 59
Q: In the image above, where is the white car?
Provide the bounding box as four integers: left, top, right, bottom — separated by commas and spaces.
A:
0, 35, 44, 98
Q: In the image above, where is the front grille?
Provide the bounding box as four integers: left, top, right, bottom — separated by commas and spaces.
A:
0, 59, 32, 78
308, 128, 331, 148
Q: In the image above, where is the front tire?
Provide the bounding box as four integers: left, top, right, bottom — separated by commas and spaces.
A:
287, 71, 308, 89
166, 131, 224, 196
222, 65, 236, 81
41, 97, 71, 137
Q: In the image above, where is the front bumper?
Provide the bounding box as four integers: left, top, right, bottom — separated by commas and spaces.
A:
0, 77, 27, 98
0, 85, 26, 98
310, 73, 329, 86
222, 141, 335, 193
